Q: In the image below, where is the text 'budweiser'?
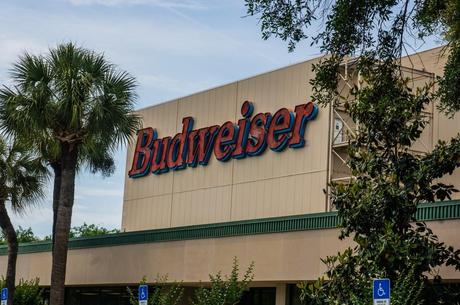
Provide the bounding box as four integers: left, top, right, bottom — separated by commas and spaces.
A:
129, 101, 318, 178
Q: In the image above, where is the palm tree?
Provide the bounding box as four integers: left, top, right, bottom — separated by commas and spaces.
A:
0, 43, 140, 305
35, 132, 115, 251
0, 138, 47, 305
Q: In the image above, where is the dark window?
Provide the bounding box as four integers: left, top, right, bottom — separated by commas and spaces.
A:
286, 284, 303, 305
239, 287, 276, 305
45, 285, 279, 305
80, 291, 99, 305
63, 287, 133, 305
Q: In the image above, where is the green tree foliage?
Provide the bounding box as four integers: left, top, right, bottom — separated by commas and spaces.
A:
0, 42, 141, 305
245, 0, 460, 304
0, 138, 47, 305
128, 258, 254, 305
127, 276, 184, 305
0, 226, 41, 245
0, 278, 45, 305
192, 257, 255, 305
0, 224, 119, 243
68, 223, 120, 238
245, 0, 460, 113
437, 45, 460, 115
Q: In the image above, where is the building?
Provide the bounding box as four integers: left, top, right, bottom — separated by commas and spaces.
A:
1, 46, 459, 305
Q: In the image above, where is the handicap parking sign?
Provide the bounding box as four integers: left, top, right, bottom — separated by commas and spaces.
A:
139, 285, 148, 305
1, 288, 8, 305
373, 279, 390, 305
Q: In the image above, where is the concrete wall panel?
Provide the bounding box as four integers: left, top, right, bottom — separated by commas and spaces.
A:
122, 59, 328, 231
3, 220, 458, 286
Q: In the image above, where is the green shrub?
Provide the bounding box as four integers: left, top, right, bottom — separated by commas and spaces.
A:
127, 276, 184, 305
192, 257, 255, 305
0, 278, 44, 305
128, 258, 255, 305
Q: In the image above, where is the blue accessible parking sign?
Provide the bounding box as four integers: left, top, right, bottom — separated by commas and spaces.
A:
1, 288, 7, 305
139, 285, 148, 305
373, 279, 390, 305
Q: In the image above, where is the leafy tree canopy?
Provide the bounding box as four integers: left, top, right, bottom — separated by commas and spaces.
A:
0, 224, 120, 245
0, 227, 40, 245
68, 223, 120, 239
245, 0, 460, 113
246, 0, 460, 304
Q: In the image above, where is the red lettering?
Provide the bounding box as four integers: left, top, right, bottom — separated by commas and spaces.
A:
232, 118, 250, 159
166, 117, 193, 170
214, 121, 237, 161
187, 125, 219, 166
246, 113, 271, 156
289, 102, 318, 148
128, 127, 156, 178
129, 101, 318, 179
152, 137, 171, 174
267, 108, 294, 151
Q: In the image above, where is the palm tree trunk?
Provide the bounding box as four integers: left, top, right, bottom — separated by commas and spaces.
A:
50, 162, 61, 251
0, 200, 18, 305
49, 144, 78, 305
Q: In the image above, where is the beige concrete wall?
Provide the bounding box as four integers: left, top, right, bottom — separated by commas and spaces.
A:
123, 46, 460, 231
400, 46, 448, 74
123, 58, 331, 231
401, 46, 460, 197
2, 219, 458, 286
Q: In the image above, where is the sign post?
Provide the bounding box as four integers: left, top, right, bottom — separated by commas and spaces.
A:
373, 279, 390, 305
1, 288, 7, 305
139, 285, 148, 305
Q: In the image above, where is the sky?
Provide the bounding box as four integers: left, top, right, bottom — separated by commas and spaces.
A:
0, 0, 442, 237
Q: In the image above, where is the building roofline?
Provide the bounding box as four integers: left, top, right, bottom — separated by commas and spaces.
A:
1, 200, 459, 256
136, 45, 446, 112
135, 55, 322, 112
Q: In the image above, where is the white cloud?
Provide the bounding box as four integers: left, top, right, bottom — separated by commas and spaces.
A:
68, 0, 207, 9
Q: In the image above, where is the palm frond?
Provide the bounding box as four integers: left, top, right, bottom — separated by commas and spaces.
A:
0, 137, 48, 213
0, 42, 141, 178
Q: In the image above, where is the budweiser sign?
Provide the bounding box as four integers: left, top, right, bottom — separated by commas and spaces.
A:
129, 101, 318, 178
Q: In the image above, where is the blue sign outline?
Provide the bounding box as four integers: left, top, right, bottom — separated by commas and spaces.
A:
373, 278, 390, 300
139, 285, 148, 302
1, 288, 7, 301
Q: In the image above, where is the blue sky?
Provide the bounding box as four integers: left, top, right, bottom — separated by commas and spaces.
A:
0, 0, 441, 237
